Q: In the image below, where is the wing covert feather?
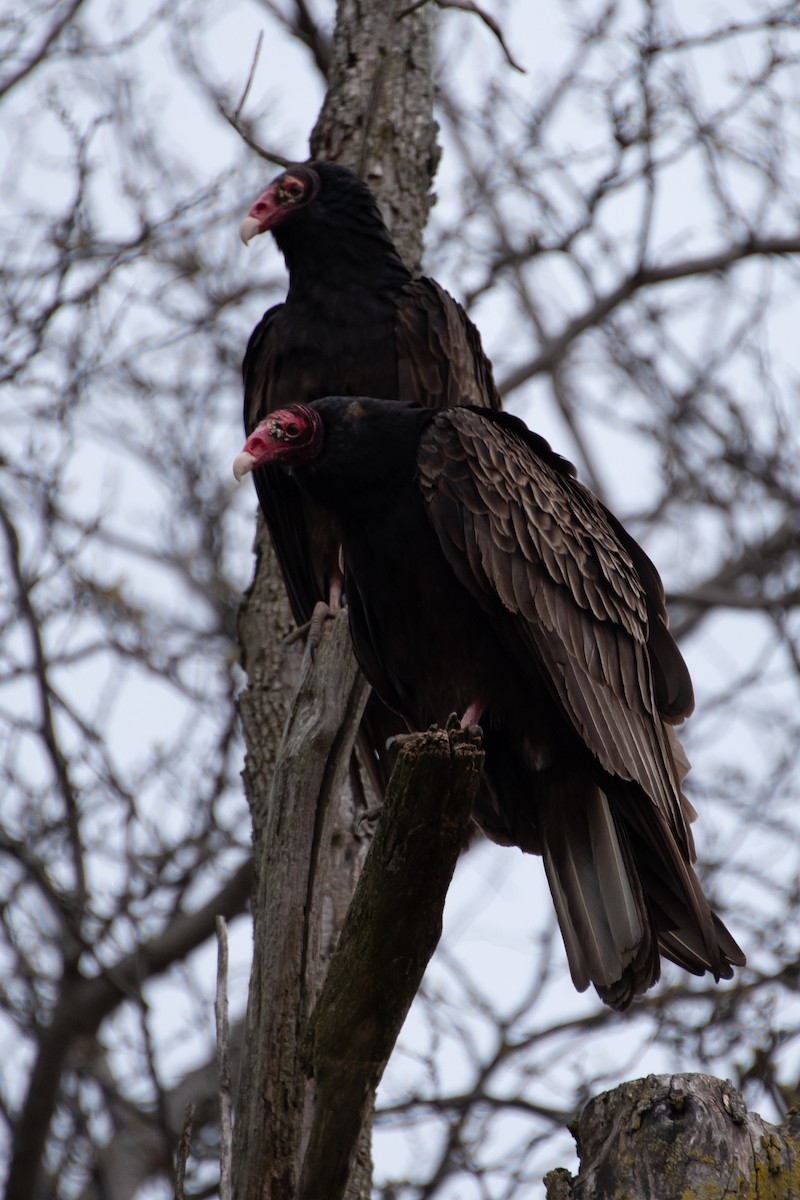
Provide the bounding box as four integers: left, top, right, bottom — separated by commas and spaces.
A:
395, 278, 501, 411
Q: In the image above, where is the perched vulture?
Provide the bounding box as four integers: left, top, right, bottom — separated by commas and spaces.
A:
234, 396, 745, 1009
240, 159, 500, 619
239, 159, 500, 790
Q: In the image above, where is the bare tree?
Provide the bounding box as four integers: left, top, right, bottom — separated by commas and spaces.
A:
2, 0, 800, 1197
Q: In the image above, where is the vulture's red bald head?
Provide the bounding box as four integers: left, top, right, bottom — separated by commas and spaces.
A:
239, 166, 321, 245
233, 405, 323, 480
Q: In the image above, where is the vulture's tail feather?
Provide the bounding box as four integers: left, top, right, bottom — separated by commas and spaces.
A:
613, 795, 746, 984
540, 778, 659, 1011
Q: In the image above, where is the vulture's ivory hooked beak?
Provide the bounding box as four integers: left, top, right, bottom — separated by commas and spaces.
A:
239, 216, 261, 246
233, 450, 257, 481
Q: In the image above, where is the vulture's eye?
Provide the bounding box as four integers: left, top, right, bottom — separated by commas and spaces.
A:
280, 179, 305, 202
284, 422, 301, 438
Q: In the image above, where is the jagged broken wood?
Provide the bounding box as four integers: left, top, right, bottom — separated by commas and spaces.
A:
298, 724, 484, 1200
545, 1072, 800, 1199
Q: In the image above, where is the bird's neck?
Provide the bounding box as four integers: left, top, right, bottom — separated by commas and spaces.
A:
299, 401, 431, 513
276, 221, 412, 298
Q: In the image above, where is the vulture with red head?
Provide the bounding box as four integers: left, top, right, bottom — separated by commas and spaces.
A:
239, 159, 501, 619
239, 159, 501, 789
234, 396, 745, 1009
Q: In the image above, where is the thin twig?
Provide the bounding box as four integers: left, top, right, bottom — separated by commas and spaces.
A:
235, 31, 264, 119
216, 96, 294, 167
173, 1102, 195, 1200
216, 916, 234, 1200
397, 0, 526, 73
498, 231, 800, 395
0, 0, 86, 101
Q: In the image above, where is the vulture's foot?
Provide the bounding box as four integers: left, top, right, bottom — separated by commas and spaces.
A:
388, 719, 482, 748
284, 604, 334, 649
306, 599, 338, 651
446, 712, 483, 744
285, 575, 345, 653
459, 701, 484, 729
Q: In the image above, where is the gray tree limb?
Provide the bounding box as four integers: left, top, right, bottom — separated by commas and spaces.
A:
6, 858, 253, 1200
499, 233, 800, 396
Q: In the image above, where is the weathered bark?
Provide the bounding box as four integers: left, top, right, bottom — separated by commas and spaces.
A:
233, 611, 369, 1200
299, 726, 484, 1200
310, 0, 439, 271
232, 2, 440, 1198
545, 1073, 800, 1199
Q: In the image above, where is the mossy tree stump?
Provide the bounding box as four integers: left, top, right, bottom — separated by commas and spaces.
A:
546, 1073, 800, 1199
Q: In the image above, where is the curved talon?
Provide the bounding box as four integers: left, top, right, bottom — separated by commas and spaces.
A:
285, 620, 313, 646
355, 804, 383, 833
385, 732, 416, 751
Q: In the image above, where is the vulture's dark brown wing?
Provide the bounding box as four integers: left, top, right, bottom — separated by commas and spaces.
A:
417, 407, 744, 989
417, 407, 690, 838
395, 278, 502, 411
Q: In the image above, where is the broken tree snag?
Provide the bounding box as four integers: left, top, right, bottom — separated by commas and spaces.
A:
297, 726, 485, 1200
545, 1072, 800, 1199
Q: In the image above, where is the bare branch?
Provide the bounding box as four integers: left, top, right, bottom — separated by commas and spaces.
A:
0, 498, 86, 908
215, 103, 294, 167
499, 231, 800, 395
234, 31, 265, 120
215, 917, 233, 1200
398, 0, 526, 73
254, 0, 332, 77
5, 860, 252, 1200
0, 0, 86, 100
173, 1103, 196, 1200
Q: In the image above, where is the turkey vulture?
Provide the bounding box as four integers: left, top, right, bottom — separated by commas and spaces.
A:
239, 159, 500, 623
233, 396, 745, 1009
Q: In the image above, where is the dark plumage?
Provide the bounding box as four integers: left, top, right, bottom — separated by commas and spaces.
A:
234, 396, 745, 1009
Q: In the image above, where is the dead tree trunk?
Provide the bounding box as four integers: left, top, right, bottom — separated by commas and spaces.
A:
545, 1073, 800, 1199
232, 3, 441, 1198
